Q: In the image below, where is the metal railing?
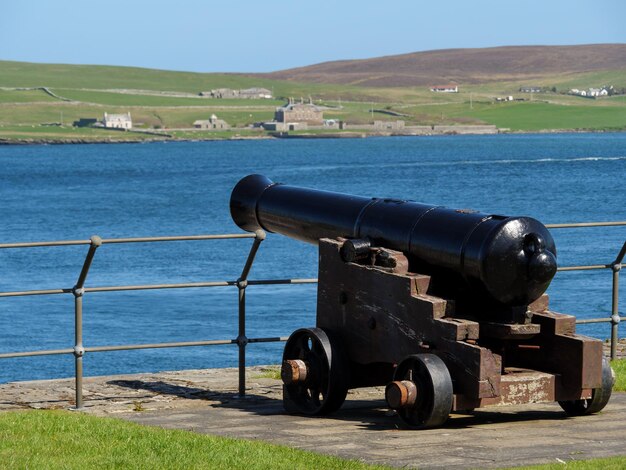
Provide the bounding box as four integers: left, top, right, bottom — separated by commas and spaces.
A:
0, 230, 315, 409
545, 222, 626, 360
0, 222, 624, 410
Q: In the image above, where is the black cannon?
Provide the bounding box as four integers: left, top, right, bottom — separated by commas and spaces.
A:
231, 174, 613, 428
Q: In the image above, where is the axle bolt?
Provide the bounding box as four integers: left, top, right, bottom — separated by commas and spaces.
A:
281, 359, 308, 385
386, 380, 418, 409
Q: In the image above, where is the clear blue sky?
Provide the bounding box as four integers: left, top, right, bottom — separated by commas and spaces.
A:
1, 0, 624, 73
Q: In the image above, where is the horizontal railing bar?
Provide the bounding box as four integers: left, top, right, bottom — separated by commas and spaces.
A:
576, 318, 613, 324
0, 288, 71, 298
0, 233, 256, 250
248, 278, 318, 286
85, 281, 236, 293
248, 336, 289, 343
0, 336, 289, 358
546, 221, 626, 229
557, 265, 610, 272
0, 240, 91, 249
85, 339, 236, 352
0, 348, 74, 358
0, 278, 320, 298
100, 234, 256, 244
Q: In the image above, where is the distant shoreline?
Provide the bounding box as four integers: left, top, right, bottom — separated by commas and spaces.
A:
2, 128, 624, 146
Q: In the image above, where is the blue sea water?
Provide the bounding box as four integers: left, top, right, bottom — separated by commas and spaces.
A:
0, 133, 625, 383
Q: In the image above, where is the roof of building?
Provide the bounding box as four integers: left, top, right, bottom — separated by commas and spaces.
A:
104, 113, 131, 121
277, 102, 322, 112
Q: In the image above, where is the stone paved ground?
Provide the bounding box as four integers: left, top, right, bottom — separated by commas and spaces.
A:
1, 362, 625, 469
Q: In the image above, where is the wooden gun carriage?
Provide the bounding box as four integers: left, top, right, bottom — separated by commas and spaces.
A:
230, 175, 614, 428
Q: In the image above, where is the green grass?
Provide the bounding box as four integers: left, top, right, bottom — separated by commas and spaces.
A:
51, 88, 285, 107
440, 101, 626, 131
612, 358, 626, 392
518, 457, 626, 469
0, 125, 165, 142
550, 68, 626, 91
0, 88, 57, 103
251, 365, 282, 380
0, 410, 387, 470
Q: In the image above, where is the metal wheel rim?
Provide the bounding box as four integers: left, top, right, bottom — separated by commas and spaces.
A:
392, 353, 453, 428
282, 327, 348, 415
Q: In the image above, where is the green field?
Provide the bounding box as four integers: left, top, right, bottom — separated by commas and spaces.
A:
0, 410, 389, 469
50, 88, 286, 107
0, 88, 57, 103
448, 101, 626, 131
1, 60, 625, 142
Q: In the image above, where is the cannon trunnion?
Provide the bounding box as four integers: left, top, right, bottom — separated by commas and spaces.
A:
231, 175, 613, 428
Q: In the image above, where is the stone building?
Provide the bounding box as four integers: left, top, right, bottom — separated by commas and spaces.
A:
193, 114, 230, 130
199, 88, 239, 99
200, 87, 272, 99
103, 112, 132, 129
239, 87, 273, 99
274, 99, 323, 124
373, 120, 405, 131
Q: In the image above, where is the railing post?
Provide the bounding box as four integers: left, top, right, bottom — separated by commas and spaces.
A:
609, 240, 626, 361
73, 290, 85, 410
236, 230, 266, 397
71, 235, 102, 410
237, 278, 248, 397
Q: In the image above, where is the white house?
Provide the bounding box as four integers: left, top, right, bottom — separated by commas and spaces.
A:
103, 112, 132, 129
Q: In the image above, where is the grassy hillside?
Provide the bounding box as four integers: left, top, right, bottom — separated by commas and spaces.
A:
0, 60, 380, 100
1, 58, 625, 142
261, 44, 626, 87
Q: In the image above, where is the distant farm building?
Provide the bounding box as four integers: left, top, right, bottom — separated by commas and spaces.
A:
103, 112, 132, 129
430, 84, 458, 93
193, 114, 230, 129
373, 120, 405, 131
199, 87, 273, 99
201, 88, 238, 99
588, 88, 608, 97
569, 86, 612, 98
239, 87, 273, 99
520, 86, 542, 93
274, 99, 323, 124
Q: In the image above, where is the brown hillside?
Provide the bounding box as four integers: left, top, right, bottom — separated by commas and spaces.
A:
256, 44, 626, 87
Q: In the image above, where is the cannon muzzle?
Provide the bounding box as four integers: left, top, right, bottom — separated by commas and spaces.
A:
230, 174, 557, 307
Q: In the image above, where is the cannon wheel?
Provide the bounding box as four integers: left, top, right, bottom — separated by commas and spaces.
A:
390, 354, 453, 428
559, 356, 615, 416
281, 328, 349, 415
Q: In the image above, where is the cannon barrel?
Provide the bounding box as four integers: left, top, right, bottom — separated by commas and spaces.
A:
230, 174, 557, 306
